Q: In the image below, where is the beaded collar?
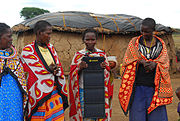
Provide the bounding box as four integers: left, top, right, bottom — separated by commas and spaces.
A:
0, 46, 17, 59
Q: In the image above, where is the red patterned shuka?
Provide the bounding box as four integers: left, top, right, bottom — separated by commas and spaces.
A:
21, 42, 68, 120
119, 35, 173, 115
69, 48, 112, 121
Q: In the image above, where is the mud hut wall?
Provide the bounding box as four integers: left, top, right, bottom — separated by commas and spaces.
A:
15, 32, 36, 54
96, 34, 135, 68
15, 32, 132, 74
16, 32, 176, 74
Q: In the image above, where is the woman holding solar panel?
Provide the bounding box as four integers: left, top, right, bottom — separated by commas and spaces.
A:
69, 28, 112, 121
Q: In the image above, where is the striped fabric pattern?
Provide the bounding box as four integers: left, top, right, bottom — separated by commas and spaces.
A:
31, 88, 64, 121
138, 37, 163, 60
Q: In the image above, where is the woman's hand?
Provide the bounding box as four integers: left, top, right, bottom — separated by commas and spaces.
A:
144, 61, 157, 72
49, 63, 59, 75
79, 61, 88, 70
139, 60, 146, 65
100, 62, 106, 69
139, 60, 157, 72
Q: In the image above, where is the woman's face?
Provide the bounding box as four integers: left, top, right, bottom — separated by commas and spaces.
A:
0, 28, 12, 50
39, 26, 52, 45
84, 32, 97, 50
140, 25, 154, 41
109, 61, 116, 69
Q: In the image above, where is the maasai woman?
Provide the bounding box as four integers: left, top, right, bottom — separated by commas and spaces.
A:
107, 56, 117, 115
119, 18, 173, 121
0, 23, 28, 120
21, 20, 68, 121
69, 28, 112, 121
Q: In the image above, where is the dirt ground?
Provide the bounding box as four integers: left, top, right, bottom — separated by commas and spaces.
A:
64, 74, 180, 121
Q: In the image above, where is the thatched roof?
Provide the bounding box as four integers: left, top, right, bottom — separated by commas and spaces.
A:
12, 11, 173, 34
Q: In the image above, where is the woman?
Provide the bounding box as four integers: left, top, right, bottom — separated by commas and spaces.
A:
69, 28, 112, 121
107, 56, 117, 112
119, 18, 173, 121
0, 23, 28, 120
21, 20, 68, 121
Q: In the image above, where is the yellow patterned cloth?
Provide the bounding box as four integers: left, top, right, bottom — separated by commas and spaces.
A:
38, 46, 55, 66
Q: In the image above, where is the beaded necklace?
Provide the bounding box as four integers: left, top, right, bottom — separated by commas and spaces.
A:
143, 37, 155, 58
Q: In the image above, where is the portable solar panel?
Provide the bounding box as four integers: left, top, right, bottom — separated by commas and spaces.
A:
82, 56, 106, 118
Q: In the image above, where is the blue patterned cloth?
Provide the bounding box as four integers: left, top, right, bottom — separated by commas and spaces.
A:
129, 86, 168, 121
0, 73, 23, 121
79, 88, 84, 116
